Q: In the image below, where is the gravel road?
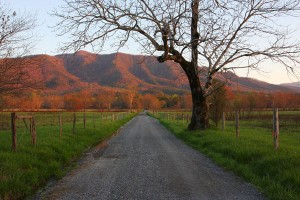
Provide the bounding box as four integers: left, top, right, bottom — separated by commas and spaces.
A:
35, 113, 266, 200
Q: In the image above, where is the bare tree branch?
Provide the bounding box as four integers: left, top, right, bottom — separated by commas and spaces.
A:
192, 0, 300, 96
0, 2, 39, 97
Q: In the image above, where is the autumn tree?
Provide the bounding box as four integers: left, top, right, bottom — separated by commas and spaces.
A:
0, 2, 37, 96
63, 94, 80, 110
113, 92, 129, 109
21, 92, 43, 109
223, 86, 234, 111
126, 86, 137, 111
54, 0, 300, 130
80, 90, 93, 110
98, 90, 116, 110
133, 93, 143, 109
209, 80, 226, 127
141, 94, 162, 110
244, 92, 258, 118
272, 92, 295, 110
255, 92, 270, 110
49, 95, 64, 109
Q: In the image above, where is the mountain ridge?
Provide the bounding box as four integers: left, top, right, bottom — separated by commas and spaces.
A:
8, 51, 299, 95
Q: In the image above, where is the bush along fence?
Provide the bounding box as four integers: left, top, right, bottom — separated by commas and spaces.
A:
0, 111, 130, 152
151, 108, 281, 150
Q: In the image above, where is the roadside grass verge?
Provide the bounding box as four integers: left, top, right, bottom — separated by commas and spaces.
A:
156, 117, 300, 200
0, 112, 136, 200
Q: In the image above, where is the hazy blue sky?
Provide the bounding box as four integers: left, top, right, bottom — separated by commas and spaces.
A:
9, 0, 62, 55
8, 0, 300, 85
9, 0, 138, 55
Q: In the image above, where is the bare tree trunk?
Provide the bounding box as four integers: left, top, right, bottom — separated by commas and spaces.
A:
181, 62, 209, 130
186, 0, 209, 130
189, 93, 209, 130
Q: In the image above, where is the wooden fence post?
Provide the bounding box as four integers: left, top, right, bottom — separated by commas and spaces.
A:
11, 113, 17, 152
59, 115, 62, 138
83, 111, 86, 129
222, 112, 225, 131
273, 108, 279, 150
31, 118, 36, 145
235, 111, 239, 138
73, 112, 76, 134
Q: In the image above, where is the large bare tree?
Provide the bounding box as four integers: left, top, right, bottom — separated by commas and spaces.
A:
53, 0, 300, 130
0, 2, 37, 98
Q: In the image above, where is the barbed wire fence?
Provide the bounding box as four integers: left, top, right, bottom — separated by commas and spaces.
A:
0, 111, 130, 152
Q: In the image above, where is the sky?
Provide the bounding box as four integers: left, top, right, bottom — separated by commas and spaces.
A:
8, 0, 300, 85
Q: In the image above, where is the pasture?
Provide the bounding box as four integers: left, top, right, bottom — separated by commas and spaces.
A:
0, 111, 136, 200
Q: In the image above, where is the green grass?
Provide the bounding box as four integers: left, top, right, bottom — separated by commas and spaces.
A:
153, 113, 300, 200
0, 112, 136, 200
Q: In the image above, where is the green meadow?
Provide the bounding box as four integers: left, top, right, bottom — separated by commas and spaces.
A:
0, 111, 136, 200
153, 111, 300, 200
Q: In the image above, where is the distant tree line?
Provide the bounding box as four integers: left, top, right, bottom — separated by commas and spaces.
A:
1, 88, 300, 113
0, 90, 191, 111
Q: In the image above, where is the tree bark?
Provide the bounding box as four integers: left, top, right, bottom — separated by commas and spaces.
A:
180, 62, 209, 130
157, 0, 208, 130
189, 92, 209, 130
187, 0, 209, 130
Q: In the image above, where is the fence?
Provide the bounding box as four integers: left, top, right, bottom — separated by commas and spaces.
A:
151, 108, 293, 150
0, 111, 130, 152
151, 111, 192, 124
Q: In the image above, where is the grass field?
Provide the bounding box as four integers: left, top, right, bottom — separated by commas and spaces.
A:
152, 111, 300, 200
0, 111, 136, 200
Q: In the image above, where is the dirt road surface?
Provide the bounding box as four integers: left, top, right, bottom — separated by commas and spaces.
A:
35, 113, 266, 200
